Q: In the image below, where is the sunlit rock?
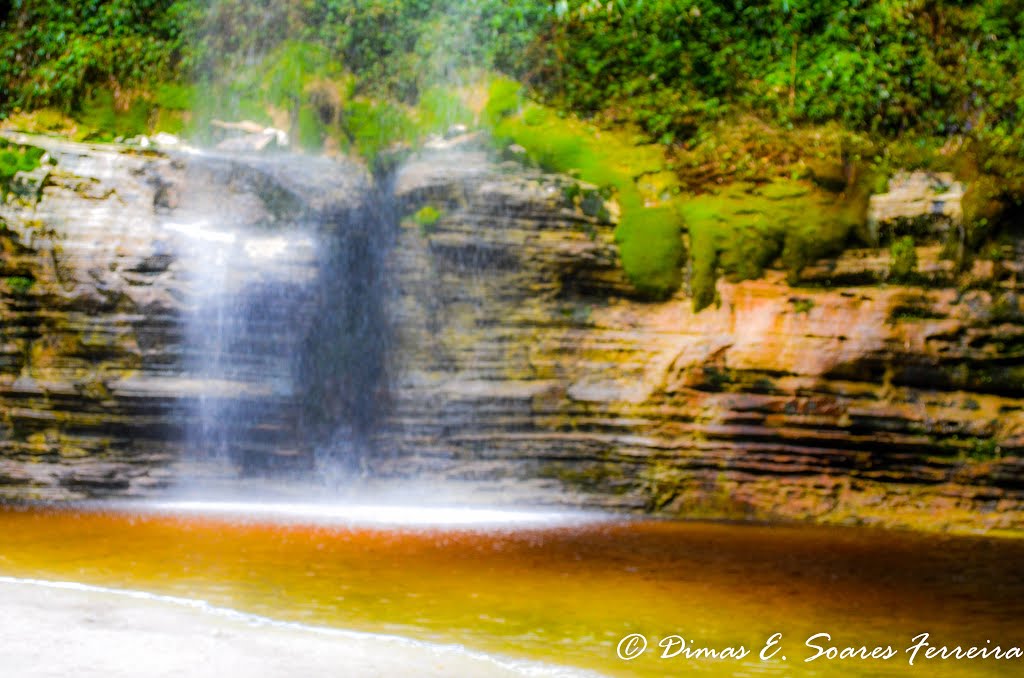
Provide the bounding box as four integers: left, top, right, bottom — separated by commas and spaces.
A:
868, 171, 965, 241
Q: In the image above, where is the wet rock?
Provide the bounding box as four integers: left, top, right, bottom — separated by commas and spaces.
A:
378, 152, 1024, 533
868, 171, 964, 242
0, 131, 367, 499
1, 132, 1022, 532
212, 120, 289, 152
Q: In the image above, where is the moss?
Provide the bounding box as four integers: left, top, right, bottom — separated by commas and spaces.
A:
615, 205, 684, 298
153, 83, 194, 111
954, 437, 1002, 461
4, 276, 35, 295
76, 89, 153, 140
412, 205, 442, 234
186, 81, 271, 144
181, 40, 348, 145
682, 180, 861, 310
0, 140, 45, 195
889, 304, 945, 322
486, 82, 684, 299
889, 235, 918, 282
483, 77, 524, 126
791, 298, 815, 314
148, 83, 194, 135
951, 143, 1024, 262
1, 109, 82, 136
150, 108, 188, 135
991, 293, 1024, 323
296, 105, 325, 152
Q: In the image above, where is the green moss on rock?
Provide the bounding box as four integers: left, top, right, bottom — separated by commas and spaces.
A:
0, 140, 45, 196
76, 89, 153, 140
681, 180, 862, 310
486, 78, 684, 299
5, 276, 35, 295
889, 236, 918, 282
412, 205, 442, 234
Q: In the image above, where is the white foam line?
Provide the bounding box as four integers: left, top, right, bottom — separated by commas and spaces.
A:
0, 576, 603, 678
142, 501, 604, 528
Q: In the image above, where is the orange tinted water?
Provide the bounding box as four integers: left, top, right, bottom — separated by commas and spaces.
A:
0, 504, 1021, 677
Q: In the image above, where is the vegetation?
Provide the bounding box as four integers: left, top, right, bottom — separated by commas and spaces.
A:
0, 137, 45, 195
411, 204, 441, 235
4, 276, 35, 295
791, 298, 815, 314
889, 235, 919, 281
2, 1, 1023, 304
487, 77, 684, 297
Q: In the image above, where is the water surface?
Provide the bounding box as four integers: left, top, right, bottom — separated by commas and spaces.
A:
0, 503, 1020, 677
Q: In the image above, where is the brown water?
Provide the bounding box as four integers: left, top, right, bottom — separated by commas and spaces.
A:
0, 503, 1021, 677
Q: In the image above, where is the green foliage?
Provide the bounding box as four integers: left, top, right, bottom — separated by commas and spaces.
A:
415, 87, 471, 135
261, 41, 333, 111
792, 298, 815, 314
889, 235, 919, 281
342, 98, 415, 165
484, 77, 524, 126
0, 0, 197, 114
153, 82, 193, 110
5, 0, 1024, 309
541, 1, 1024, 149
0, 140, 43, 177
77, 88, 153, 139
0, 139, 44, 195
5, 1, 1024, 161
4, 276, 35, 295
412, 204, 441, 234
296, 105, 325, 152
966, 437, 1001, 461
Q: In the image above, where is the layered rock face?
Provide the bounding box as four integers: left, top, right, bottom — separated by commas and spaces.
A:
0, 133, 367, 498
2, 136, 1022, 533
381, 153, 1024, 533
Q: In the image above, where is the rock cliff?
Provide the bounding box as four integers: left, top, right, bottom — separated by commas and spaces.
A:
2, 135, 1022, 533
381, 151, 1024, 533
0, 133, 367, 498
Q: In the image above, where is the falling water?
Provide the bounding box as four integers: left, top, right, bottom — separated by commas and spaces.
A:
173, 211, 321, 477
161, 148, 395, 488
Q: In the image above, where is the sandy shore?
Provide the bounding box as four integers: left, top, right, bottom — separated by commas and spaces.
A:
0, 578, 599, 678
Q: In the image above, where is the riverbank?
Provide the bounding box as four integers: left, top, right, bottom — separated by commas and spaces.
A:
0, 577, 596, 678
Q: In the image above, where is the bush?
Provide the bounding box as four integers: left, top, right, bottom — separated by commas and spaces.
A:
538, 1, 1024, 149
0, 1, 197, 114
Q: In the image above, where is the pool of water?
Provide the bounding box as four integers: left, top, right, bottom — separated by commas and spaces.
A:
0, 502, 1021, 677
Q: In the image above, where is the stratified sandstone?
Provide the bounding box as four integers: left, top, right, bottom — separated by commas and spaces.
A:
2, 135, 1022, 534
380, 150, 1024, 534
0, 133, 367, 498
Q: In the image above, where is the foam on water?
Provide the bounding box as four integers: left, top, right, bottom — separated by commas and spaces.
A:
141, 500, 609, 528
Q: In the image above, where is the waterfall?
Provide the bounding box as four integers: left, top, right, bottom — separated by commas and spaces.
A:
167, 154, 393, 486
